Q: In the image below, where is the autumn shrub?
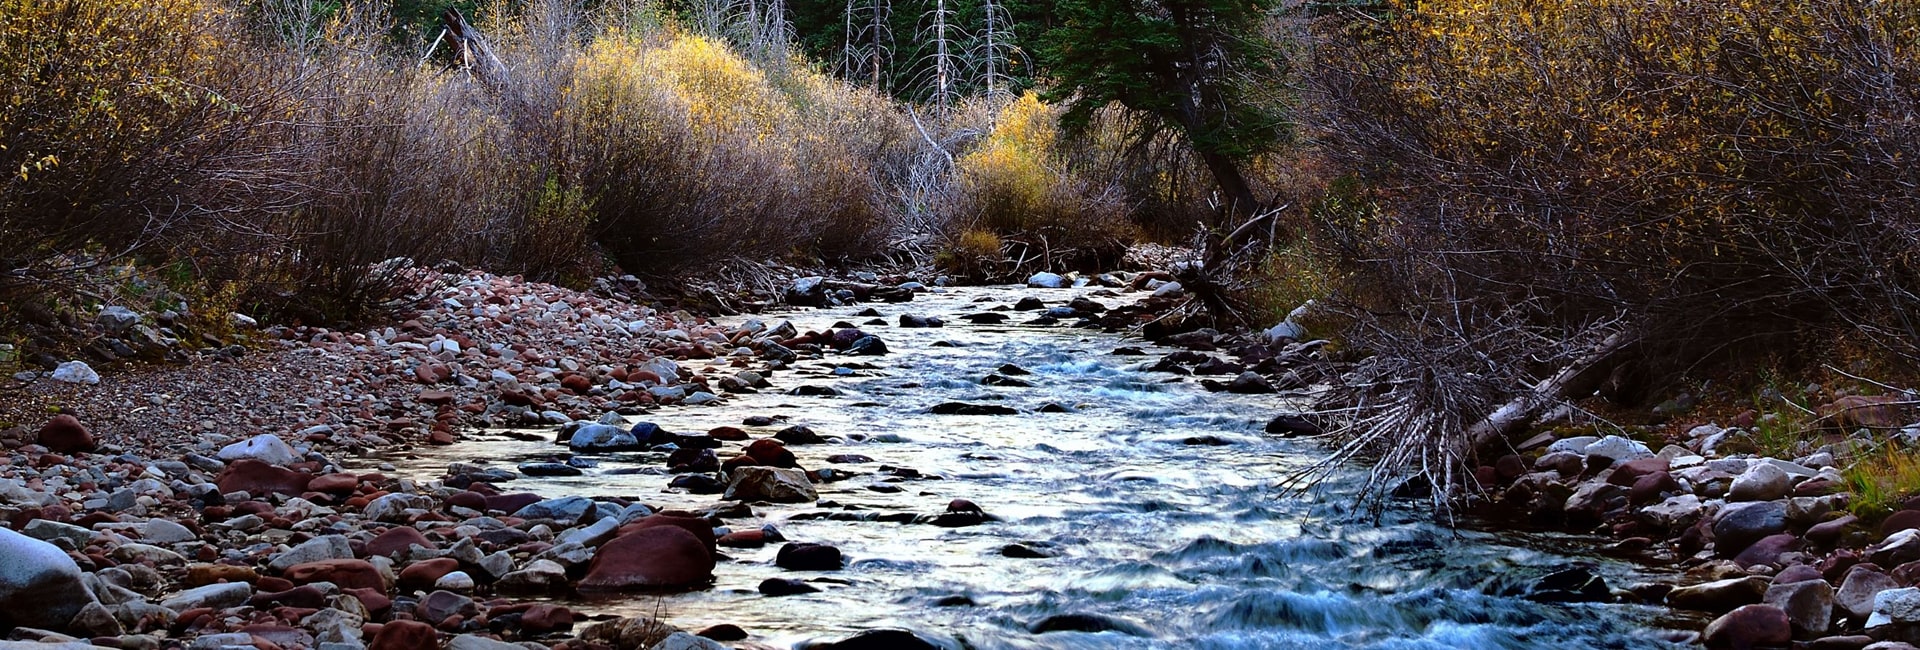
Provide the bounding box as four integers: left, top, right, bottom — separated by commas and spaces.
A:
940, 93, 1131, 279
0, 0, 261, 291
1312, 0, 1920, 385
557, 32, 909, 272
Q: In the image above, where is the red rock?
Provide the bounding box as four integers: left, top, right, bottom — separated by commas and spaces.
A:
500, 390, 542, 407
1733, 534, 1801, 569
1884, 510, 1920, 537
628, 370, 662, 385
256, 576, 295, 593
562, 375, 592, 393
1493, 455, 1527, 482
708, 426, 750, 441
346, 587, 393, 618
1819, 395, 1909, 431
368, 619, 437, 650
1630, 471, 1682, 505
37, 415, 96, 454
251, 585, 327, 609
399, 558, 460, 591
368, 527, 437, 558
745, 439, 798, 468
578, 527, 714, 590
1607, 457, 1669, 487
618, 514, 716, 550
285, 558, 385, 592
1807, 515, 1859, 549
446, 491, 487, 511
484, 493, 543, 513
717, 529, 768, 548
308, 473, 359, 494
520, 604, 573, 633
216, 460, 312, 497
417, 390, 456, 405
427, 430, 456, 445
1702, 604, 1791, 649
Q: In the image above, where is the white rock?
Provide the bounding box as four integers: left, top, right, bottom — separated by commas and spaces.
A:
1870, 586, 1920, 628
229, 312, 259, 329
216, 434, 299, 466
50, 361, 100, 385
449, 635, 524, 650
0, 527, 97, 629
1583, 435, 1654, 462
1150, 282, 1185, 298
1641, 494, 1706, 528
1026, 272, 1067, 288
434, 571, 476, 591
1728, 463, 1791, 502
1547, 436, 1600, 455
160, 582, 253, 611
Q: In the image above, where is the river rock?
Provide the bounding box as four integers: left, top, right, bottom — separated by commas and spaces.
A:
0, 527, 96, 629
1714, 501, 1789, 557
807, 629, 944, 650
578, 527, 714, 590
568, 424, 640, 452
582, 616, 683, 648
1840, 565, 1900, 620
1703, 604, 1791, 649
1871, 587, 1920, 628
1583, 436, 1654, 463
513, 496, 596, 525
50, 361, 99, 385
775, 542, 844, 571
367, 527, 436, 558
22, 520, 93, 548
724, 467, 817, 503
369, 619, 437, 650
1766, 578, 1834, 635
160, 582, 253, 611
497, 559, 569, 592
1027, 273, 1067, 288
215, 459, 311, 496
1734, 534, 1802, 568
1668, 575, 1771, 613
653, 632, 731, 650
216, 434, 300, 466
1729, 463, 1792, 502
448, 635, 523, 650
36, 416, 96, 454
285, 558, 385, 592
270, 535, 354, 572
1875, 530, 1920, 568
774, 426, 828, 445
759, 577, 821, 596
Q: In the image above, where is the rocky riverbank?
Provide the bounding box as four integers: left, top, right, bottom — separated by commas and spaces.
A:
0, 266, 1200, 650
9, 260, 1920, 650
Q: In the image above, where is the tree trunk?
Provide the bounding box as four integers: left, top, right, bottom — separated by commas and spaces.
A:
1197, 149, 1260, 221
1466, 330, 1636, 458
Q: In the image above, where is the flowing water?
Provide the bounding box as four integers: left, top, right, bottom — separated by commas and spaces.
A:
384, 285, 1691, 649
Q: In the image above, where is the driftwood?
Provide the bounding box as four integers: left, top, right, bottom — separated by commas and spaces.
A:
1466, 329, 1636, 455
441, 8, 511, 92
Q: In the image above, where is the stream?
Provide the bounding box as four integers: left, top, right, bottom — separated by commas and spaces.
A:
382, 285, 1691, 649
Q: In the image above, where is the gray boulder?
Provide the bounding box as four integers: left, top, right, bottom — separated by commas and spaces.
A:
1764, 579, 1833, 636
1839, 565, 1900, 620
0, 527, 97, 630
723, 467, 818, 503
568, 424, 640, 452
514, 496, 597, 525
1712, 501, 1789, 556
1728, 463, 1791, 502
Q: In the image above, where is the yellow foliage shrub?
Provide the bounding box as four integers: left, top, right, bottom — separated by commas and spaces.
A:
1315, 0, 1920, 368
945, 93, 1131, 278
0, 0, 243, 263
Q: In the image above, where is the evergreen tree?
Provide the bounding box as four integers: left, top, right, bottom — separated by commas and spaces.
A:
1039, 0, 1285, 218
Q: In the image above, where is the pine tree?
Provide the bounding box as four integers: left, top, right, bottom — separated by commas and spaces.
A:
1039, 0, 1286, 218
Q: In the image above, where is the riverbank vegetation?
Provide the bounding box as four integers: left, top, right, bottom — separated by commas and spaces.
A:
7, 0, 1920, 504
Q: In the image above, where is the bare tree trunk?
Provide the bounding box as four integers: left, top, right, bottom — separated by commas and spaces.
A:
1466, 330, 1636, 456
